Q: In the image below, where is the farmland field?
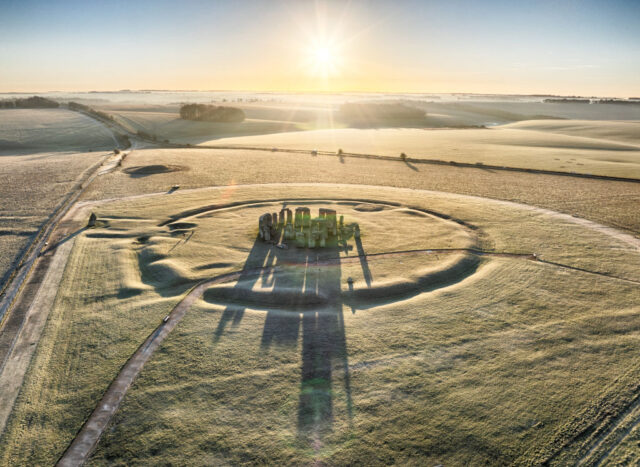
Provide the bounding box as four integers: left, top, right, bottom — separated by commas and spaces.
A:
90, 101, 640, 179
0, 109, 118, 290
3, 0, 640, 464
0, 94, 639, 467
93, 103, 308, 144
0, 109, 116, 154
1, 184, 638, 465
204, 125, 640, 178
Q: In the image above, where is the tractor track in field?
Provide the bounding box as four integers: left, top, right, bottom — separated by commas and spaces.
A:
577, 393, 640, 466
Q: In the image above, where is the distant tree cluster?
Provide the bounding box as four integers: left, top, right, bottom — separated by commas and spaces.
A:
595, 99, 640, 105
543, 98, 590, 104
339, 102, 425, 122
0, 96, 60, 108
179, 104, 245, 123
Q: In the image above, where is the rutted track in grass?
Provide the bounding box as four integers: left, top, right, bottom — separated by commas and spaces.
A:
0, 151, 120, 353
577, 394, 640, 465
0, 146, 133, 354
0, 154, 107, 324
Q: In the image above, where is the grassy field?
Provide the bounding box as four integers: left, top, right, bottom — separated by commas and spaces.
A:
202, 125, 640, 178
502, 119, 640, 146
1, 103, 639, 465
0, 184, 638, 465
419, 101, 640, 124
0, 109, 116, 154
94, 104, 304, 144
0, 108, 119, 290
82, 147, 640, 235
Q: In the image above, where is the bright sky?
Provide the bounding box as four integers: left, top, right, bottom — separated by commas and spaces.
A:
1, 0, 639, 96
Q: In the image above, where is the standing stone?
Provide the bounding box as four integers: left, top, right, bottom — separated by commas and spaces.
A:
259, 213, 273, 241
87, 213, 97, 227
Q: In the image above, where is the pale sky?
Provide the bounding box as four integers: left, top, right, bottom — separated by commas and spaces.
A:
1, 0, 639, 96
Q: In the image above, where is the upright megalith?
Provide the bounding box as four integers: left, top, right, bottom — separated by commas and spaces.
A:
295, 207, 311, 230
281, 208, 294, 240
320, 208, 338, 236
87, 213, 97, 227
258, 206, 360, 248
310, 217, 328, 248
259, 213, 274, 241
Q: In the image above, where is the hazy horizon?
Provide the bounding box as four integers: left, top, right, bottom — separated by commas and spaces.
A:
2, 0, 639, 97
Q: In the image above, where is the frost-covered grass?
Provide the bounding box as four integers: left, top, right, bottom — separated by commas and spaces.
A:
202, 126, 640, 178
1, 185, 638, 465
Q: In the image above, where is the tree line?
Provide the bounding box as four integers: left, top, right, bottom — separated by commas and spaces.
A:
67, 102, 131, 148
179, 104, 245, 123
0, 96, 59, 108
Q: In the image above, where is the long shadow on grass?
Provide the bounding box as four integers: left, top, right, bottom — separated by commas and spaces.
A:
207, 229, 355, 440
212, 237, 272, 341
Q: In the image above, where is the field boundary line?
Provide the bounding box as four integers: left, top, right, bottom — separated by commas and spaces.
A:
196, 145, 640, 184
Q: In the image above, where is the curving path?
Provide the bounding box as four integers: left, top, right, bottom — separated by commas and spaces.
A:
0, 179, 628, 466
57, 242, 640, 466
56, 269, 247, 467
55, 246, 498, 466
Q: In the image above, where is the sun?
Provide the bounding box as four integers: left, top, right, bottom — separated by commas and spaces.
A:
307, 43, 341, 78
313, 46, 333, 67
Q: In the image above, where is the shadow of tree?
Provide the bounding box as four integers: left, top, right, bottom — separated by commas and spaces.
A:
402, 158, 419, 172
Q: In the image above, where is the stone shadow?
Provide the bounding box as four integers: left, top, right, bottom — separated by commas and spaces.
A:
210, 233, 355, 439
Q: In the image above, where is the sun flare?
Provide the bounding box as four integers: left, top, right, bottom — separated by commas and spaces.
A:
313, 46, 333, 66
307, 43, 341, 78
